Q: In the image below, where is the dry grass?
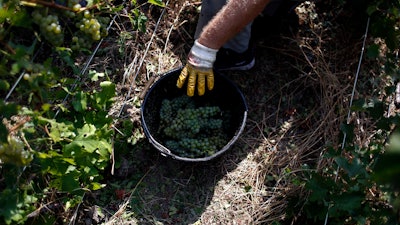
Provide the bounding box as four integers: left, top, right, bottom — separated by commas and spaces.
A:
78, 0, 384, 224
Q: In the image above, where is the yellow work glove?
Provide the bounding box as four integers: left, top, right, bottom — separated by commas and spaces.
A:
177, 40, 218, 97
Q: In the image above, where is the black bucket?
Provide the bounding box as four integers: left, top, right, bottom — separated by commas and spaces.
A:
140, 67, 248, 162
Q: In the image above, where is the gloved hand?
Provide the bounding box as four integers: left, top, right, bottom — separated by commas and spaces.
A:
176, 40, 218, 96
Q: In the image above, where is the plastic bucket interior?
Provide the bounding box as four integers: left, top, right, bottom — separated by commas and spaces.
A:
140, 67, 248, 162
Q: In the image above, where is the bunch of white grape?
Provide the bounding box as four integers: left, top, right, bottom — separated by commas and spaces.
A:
31, 0, 109, 49
75, 10, 102, 40
32, 10, 64, 46
71, 11, 110, 50
159, 95, 228, 158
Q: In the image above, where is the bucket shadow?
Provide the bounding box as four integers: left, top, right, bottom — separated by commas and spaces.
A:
127, 140, 250, 224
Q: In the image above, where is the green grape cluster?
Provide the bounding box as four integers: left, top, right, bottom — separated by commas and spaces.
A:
76, 11, 102, 40
32, 10, 64, 46
71, 10, 110, 50
159, 95, 229, 158
31, 0, 110, 50
0, 136, 33, 166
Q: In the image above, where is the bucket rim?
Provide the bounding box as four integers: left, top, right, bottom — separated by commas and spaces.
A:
140, 66, 248, 162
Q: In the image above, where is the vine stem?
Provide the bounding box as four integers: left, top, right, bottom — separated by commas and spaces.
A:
323, 16, 370, 225
21, 0, 98, 12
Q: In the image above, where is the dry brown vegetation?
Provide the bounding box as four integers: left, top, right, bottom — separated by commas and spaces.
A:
67, 0, 391, 224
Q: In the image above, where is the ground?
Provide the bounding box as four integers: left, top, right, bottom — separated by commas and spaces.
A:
65, 1, 386, 224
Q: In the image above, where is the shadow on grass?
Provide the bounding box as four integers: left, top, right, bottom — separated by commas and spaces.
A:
88, 135, 251, 225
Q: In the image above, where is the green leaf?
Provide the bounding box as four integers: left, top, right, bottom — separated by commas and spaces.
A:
72, 91, 88, 112
351, 99, 367, 111
61, 173, 81, 192
88, 182, 105, 191
0, 188, 36, 225
367, 44, 380, 59
148, 0, 165, 7
0, 124, 7, 143
86, 0, 94, 7
366, 4, 377, 16
46, 120, 75, 143
305, 173, 330, 202
94, 81, 115, 107
0, 79, 10, 91
88, 70, 105, 82
130, 9, 148, 32
41, 103, 52, 112
0, 100, 18, 118
61, 157, 76, 166
70, 139, 111, 154
366, 100, 385, 119
65, 124, 112, 156
65, 195, 84, 211
329, 192, 363, 216
335, 156, 367, 178
8, 8, 32, 28
9, 39, 37, 57
0, 8, 13, 24
340, 122, 355, 144
56, 48, 80, 74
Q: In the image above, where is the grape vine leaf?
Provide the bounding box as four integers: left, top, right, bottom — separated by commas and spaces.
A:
88, 70, 105, 82
95, 81, 115, 108
64, 124, 112, 156
148, 0, 165, 7
72, 91, 88, 112
61, 173, 81, 192
335, 156, 367, 178
328, 192, 363, 216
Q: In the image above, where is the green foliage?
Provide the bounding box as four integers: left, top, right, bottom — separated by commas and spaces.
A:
0, 186, 38, 225
0, 0, 165, 224
0, 72, 116, 224
288, 100, 400, 224
285, 0, 400, 224
148, 0, 165, 7
367, 0, 400, 51
130, 8, 148, 32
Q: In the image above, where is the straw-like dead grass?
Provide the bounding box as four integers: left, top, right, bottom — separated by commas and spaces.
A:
77, 0, 384, 224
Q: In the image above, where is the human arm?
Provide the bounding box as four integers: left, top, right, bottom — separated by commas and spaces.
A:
198, 0, 270, 49
177, 0, 271, 96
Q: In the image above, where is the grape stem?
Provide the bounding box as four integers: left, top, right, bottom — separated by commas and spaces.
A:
8, 116, 31, 134
20, 0, 98, 12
